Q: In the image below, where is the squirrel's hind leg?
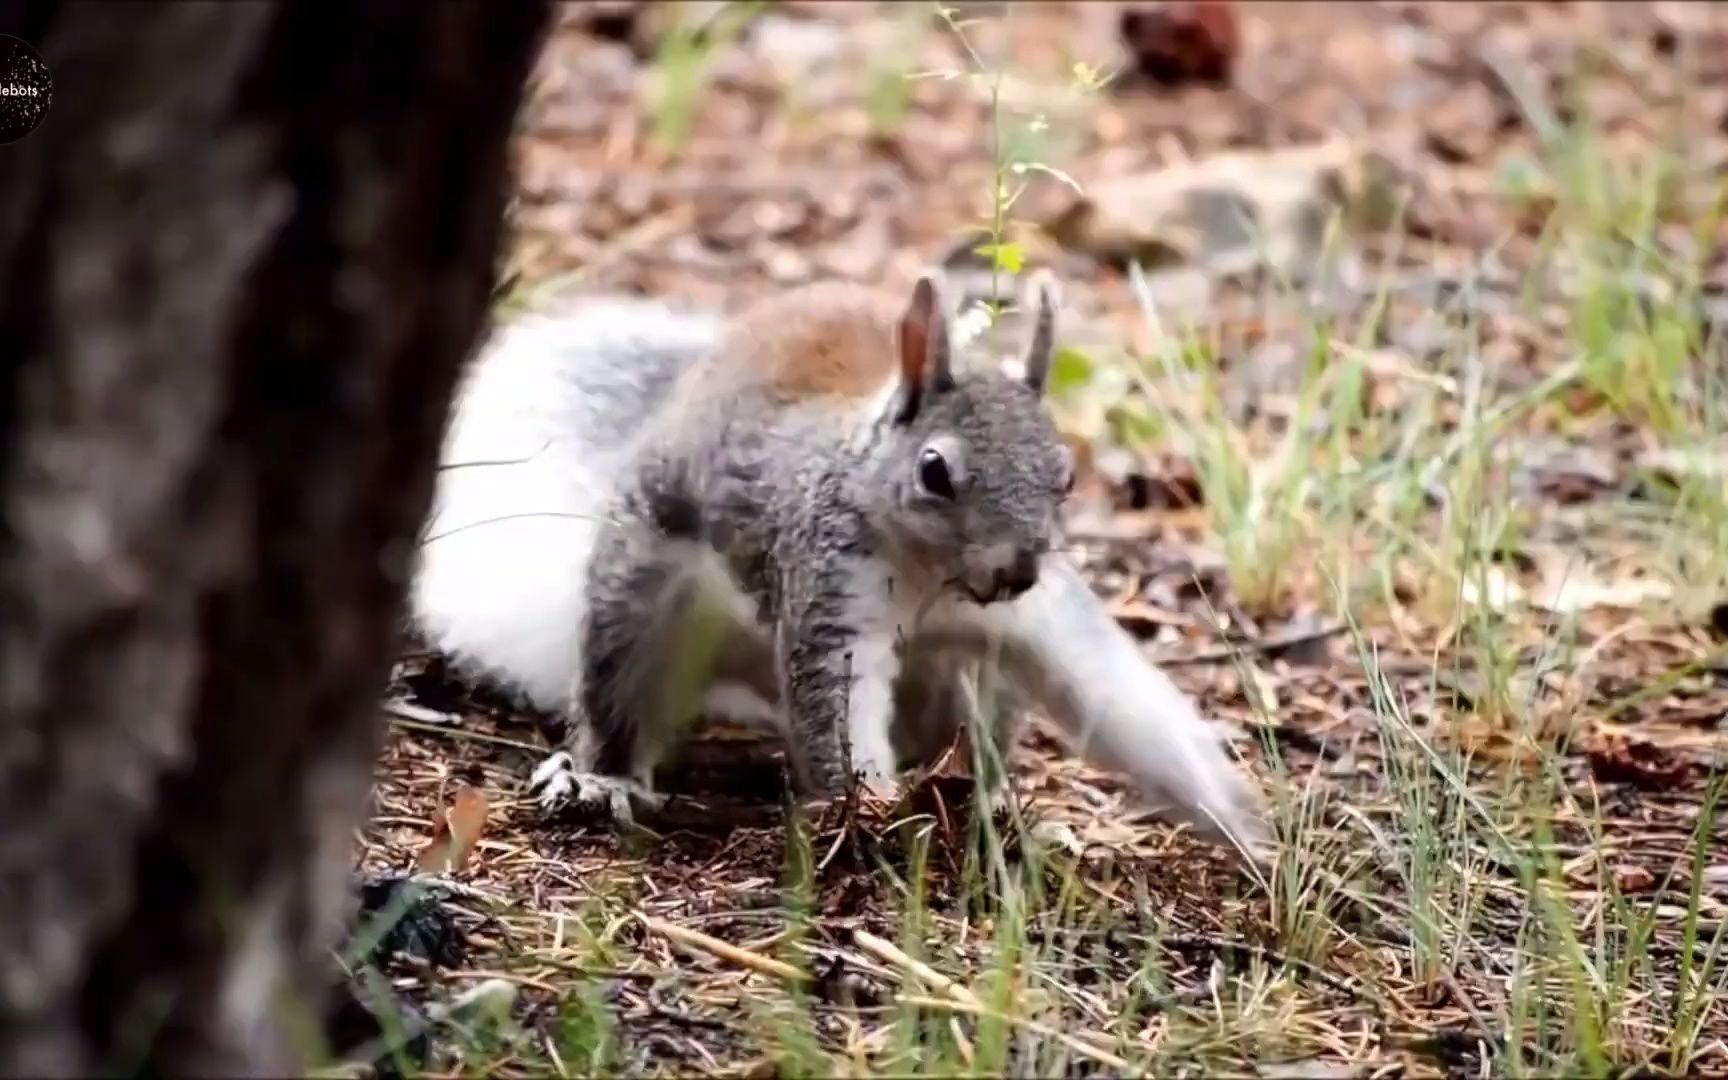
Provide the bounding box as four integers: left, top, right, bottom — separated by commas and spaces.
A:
531, 519, 745, 825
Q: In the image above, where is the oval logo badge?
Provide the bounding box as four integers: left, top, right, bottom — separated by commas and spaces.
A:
0, 34, 52, 146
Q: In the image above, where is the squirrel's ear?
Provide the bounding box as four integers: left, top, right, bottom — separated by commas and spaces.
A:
896, 272, 954, 424
1022, 270, 1060, 396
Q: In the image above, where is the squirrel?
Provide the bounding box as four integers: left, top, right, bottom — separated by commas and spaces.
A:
409, 270, 1269, 857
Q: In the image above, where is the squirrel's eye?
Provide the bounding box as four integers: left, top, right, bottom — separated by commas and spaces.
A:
918, 448, 956, 499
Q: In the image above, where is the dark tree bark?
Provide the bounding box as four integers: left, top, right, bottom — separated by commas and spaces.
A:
0, 3, 550, 1074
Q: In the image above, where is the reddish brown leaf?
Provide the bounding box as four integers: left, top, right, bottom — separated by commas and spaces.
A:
416, 784, 491, 874
1614, 864, 1656, 893
1119, 1, 1240, 89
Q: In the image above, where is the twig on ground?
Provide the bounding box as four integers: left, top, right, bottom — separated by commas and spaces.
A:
637, 913, 811, 984
1158, 623, 1349, 667
853, 928, 982, 1007
385, 711, 544, 753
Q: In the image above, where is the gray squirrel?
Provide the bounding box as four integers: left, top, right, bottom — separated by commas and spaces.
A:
409, 270, 1269, 857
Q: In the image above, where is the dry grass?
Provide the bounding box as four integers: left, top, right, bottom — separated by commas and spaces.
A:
341, 3, 1728, 1076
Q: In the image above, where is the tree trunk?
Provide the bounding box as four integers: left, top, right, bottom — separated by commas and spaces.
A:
0, 3, 549, 1074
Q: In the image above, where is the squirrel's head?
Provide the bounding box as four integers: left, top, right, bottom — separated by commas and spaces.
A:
874, 270, 1072, 606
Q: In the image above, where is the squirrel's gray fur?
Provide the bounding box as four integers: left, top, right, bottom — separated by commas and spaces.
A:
410, 273, 1269, 857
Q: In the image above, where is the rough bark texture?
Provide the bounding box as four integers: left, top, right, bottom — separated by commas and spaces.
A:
0, 3, 550, 1074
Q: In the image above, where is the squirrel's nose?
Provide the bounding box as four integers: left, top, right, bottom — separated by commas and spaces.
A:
991, 549, 1041, 601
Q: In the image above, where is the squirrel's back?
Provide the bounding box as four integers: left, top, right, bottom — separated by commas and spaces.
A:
412, 281, 964, 710
686, 281, 902, 406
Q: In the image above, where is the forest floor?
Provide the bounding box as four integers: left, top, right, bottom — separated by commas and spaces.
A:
346, 3, 1728, 1077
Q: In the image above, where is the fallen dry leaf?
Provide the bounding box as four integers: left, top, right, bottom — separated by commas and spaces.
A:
1118, 1, 1240, 89
1460, 564, 1524, 611
1043, 139, 1370, 281
1614, 864, 1657, 893
1258, 1060, 1367, 1080
1531, 550, 1673, 614
416, 784, 491, 874
1536, 573, 1672, 615
1029, 819, 1085, 857
1639, 444, 1728, 486
1115, 597, 1195, 639
1513, 440, 1620, 505
1586, 733, 1693, 790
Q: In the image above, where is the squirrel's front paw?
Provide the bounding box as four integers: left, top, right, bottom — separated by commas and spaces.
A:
529, 751, 662, 826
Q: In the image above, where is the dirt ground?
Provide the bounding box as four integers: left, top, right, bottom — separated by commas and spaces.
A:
352, 3, 1728, 1076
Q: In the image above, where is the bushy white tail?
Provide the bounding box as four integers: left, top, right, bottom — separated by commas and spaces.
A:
980, 558, 1269, 857
409, 300, 723, 711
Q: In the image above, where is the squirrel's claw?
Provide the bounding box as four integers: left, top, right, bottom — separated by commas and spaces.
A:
529, 750, 662, 825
